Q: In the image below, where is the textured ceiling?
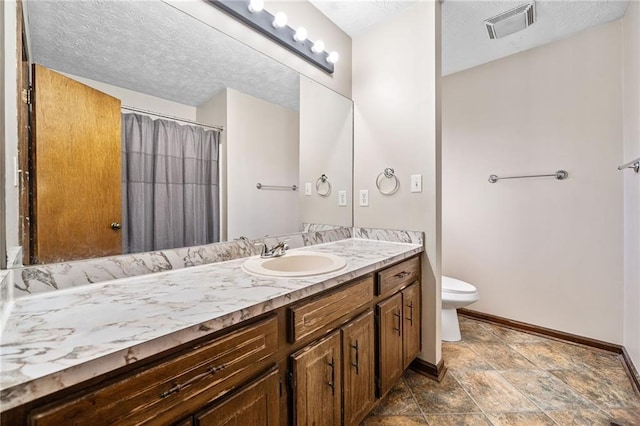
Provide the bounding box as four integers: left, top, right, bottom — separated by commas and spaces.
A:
308, 0, 417, 37
26, 0, 300, 110
309, 0, 629, 76
442, 0, 629, 75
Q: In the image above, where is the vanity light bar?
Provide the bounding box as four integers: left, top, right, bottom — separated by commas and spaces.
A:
206, 0, 336, 74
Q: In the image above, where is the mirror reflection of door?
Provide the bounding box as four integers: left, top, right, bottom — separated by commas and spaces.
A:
31, 64, 122, 264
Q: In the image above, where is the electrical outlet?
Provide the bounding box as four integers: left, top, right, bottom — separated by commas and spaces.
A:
359, 189, 369, 207
304, 182, 312, 196
338, 190, 347, 206
410, 174, 422, 193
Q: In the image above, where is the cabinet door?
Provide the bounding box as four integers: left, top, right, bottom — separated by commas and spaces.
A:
403, 283, 421, 369
291, 331, 341, 426
377, 293, 403, 397
194, 368, 279, 426
341, 310, 375, 426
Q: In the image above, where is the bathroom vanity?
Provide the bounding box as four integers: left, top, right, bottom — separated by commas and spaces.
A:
0, 238, 423, 425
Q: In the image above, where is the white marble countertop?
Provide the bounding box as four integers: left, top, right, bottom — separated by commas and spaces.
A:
0, 238, 422, 411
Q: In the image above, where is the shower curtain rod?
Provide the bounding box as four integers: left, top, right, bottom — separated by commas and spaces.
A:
121, 105, 224, 132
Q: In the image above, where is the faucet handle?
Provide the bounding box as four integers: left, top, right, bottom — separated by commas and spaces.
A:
254, 242, 267, 256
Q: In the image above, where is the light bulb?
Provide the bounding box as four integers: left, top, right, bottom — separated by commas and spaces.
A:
248, 0, 264, 13
311, 40, 325, 54
294, 27, 308, 42
327, 51, 339, 64
272, 12, 288, 28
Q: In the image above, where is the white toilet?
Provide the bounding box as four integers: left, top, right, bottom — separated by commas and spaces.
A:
441, 276, 480, 342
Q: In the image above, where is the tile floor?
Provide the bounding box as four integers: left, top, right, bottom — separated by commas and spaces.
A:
363, 315, 640, 425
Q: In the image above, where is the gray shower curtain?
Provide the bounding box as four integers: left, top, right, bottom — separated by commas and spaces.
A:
121, 113, 220, 253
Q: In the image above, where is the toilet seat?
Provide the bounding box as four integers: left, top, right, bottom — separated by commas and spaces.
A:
442, 276, 476, 294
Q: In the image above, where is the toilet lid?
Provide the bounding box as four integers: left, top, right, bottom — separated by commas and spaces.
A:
442, 276, 477, 294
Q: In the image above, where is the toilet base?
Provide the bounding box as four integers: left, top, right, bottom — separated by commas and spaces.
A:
442, 308, 462, 342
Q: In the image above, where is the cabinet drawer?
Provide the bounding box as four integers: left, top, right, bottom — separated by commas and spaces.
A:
29, 315, 278, 426
288, 276, 374, 343
377, 257, 420, 297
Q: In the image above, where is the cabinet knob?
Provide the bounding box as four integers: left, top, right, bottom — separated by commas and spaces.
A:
110, 222, 122, 231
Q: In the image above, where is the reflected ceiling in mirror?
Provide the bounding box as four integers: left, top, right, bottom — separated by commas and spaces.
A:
27, 0, 300, 110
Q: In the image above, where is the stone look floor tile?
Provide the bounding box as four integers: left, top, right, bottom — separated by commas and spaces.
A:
485, 412, 556, 425
473, 321, 548, 344
509, 342, 588, 370
363, 316, 640, 425
545, 409, 616, 425
403, 369, 481, 414
424, 413, 493, 425
465, 342, 537, 370
459, 318, 501, 343
499, 369, 594, 410
452, 370, 538, 412
550, 368, 640, 410
442, 342, 493, 371
545, 340, 624, 371
606, 408, 640, 425
372, 380, 422, 416
361, 415, 428, 425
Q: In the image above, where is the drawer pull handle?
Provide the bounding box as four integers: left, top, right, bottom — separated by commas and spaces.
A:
394, 271, 410, 279
406, 301, 414, 326
393, 311, 402, 335
327, 356, 336, 395
160, 364, 226, 399
351, 340, 360, 375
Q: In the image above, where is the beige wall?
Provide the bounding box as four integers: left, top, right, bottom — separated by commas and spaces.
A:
623, 2, 640, 368
353, 1, 441, 364
225, 88, 299, 240
1, 0, 7, 268
299, 75, 352, 228
165, 0, 352, 99
197, 90, 228, 242
4, 1, 18, 250
442, 21, 624, 343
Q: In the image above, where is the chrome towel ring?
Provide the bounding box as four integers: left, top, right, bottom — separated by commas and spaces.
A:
316, 174, 331, 197
376, 168, 399, 195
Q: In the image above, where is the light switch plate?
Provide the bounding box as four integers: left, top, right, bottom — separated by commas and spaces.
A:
304, 182, 312, 196
338, 190, 347, 206
410, 174, 422, 193
359, 189, 369, 207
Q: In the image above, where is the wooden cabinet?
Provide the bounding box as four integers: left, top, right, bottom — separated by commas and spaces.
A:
341, 310, 375, 426
6, 255, 423, 426
377, 280, 422, 397
377, 293, 404, 396
291, 331, 342, 425
403, 282, 421, 369
194, 368, 279, 426
28, 316, 278, 426
292, 310, 376, 426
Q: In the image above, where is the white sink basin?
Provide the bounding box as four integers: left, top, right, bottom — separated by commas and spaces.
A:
242, 251, 348, 277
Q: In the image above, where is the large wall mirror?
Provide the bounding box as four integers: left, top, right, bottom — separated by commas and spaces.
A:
5, 0, 353, 267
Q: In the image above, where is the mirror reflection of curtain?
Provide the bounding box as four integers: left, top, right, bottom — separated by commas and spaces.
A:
121, 113, 220, 253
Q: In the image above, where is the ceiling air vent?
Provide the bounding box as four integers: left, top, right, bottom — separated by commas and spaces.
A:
484, 2, 535, 40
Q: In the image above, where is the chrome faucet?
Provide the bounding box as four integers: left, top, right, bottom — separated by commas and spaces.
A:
255, 239, 289, 258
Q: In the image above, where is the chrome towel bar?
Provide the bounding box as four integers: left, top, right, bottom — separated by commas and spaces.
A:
256, 183, 297, 191
618, 157, 640, 173
488, 170, 568, 183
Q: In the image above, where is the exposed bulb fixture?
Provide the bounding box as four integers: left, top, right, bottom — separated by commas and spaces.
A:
247, 0, 264, 13
272, 12, 288, 28
311, 40, 325, 54
326, 51, 339, 64
294, 27, 308, 42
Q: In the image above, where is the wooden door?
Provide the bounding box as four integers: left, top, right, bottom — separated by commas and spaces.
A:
341, 310, 375, 426
403, 283, 421, 369
194, 368, 279, 426
32, 64, 122, 263
291, 331, 341, 426
377, 293, 403, 397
